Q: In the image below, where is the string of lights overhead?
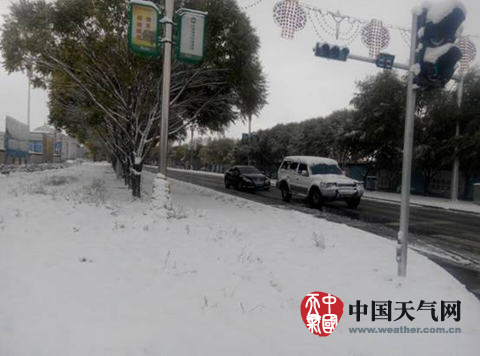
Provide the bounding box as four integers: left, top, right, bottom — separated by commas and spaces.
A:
238, 0, 477, 71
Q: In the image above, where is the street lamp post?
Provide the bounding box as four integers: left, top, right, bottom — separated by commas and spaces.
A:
27, 69, 31, 131
396, 12, 419, 277
159, 0, 174, 176
248, 115, 252, 166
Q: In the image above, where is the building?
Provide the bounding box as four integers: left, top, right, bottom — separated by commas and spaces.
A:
1, 124, 86, 164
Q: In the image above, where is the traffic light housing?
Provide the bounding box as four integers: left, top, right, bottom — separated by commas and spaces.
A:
314, 43, 350, 61
414, 2, 466, 90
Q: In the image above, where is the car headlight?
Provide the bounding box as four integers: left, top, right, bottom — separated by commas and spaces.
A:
242, 177, 252, 183
321, 182, 337, 188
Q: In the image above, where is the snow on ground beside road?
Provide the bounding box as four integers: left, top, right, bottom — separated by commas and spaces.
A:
0, 162, 479, 355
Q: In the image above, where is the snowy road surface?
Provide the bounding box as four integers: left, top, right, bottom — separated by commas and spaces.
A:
0, 162, 479, 355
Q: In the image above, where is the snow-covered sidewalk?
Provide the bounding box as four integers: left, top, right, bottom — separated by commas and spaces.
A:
0, 162, 479, 355
364, 190, 480, 214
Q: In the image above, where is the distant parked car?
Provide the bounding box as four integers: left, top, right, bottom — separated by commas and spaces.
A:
224, 166, 271, 191
276, 156, 364, 208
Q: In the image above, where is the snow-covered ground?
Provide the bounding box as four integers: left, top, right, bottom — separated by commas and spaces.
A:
0, 161, 77, 175
1, 162, 479, 355
167, 167, 480, 214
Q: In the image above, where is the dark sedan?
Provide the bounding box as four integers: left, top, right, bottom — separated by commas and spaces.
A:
224, 166, 271, 191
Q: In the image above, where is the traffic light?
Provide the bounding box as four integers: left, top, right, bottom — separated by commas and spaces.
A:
414, 2, 466, 90
314, 42, 350, 61
376, 53, 395, 69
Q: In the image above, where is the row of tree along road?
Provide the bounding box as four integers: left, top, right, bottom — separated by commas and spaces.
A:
2, 1, 478, 199
170, 69, 480, 200
1, 0, 267, 197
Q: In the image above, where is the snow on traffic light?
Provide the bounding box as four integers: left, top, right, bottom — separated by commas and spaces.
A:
414, 0, 466, 90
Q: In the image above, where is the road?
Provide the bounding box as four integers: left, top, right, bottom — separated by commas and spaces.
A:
167, 168, 480, 299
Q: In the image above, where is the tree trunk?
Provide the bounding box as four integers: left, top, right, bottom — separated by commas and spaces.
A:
131, 162, 143, 198
115, 157, 123, 179
423, 171, 431, 196
362, 165, 372, 185
462, 173, 471, 200
123, 161, 131, 187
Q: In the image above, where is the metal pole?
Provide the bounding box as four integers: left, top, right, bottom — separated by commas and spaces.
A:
159, 0, 174, 176
247, 115, 252, 166
347, 53, 410, 71
27, 70, 31, 130
190, 125, 194, 169
451, 75, 464, 201
341, 53, 461, 80
397, 12, 418, 277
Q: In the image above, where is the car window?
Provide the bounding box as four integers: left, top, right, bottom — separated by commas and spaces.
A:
298, 163, 308, 174
310, 164, 342, 175
290, 162, 298, 171
281, 161, 290, 169
238, 166, 260, 174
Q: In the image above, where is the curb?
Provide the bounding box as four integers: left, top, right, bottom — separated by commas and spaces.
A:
362, 195, 480, 216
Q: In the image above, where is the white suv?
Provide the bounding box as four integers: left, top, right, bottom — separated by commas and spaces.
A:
276, 156, 364, 208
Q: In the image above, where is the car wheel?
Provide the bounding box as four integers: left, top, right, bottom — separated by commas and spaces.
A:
347, 198, 361, 209
281, 184, 291, 202
225, 178, 231, 189
310, 188, 323, 208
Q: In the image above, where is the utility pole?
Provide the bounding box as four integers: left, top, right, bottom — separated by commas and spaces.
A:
247, 115, 252, 166
190, 125, 194, 170
26, 68, 32, 166
159, 0, 174, 176
451, 75, 465, 201
313, 4, 466, 278
396, 12, 418, 278
27, 70, 31, 131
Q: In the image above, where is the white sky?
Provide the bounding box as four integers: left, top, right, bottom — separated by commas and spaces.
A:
0, 0, 479, 137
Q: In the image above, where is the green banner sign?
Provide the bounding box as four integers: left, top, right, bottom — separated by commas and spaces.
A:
176, 9, 207, 64
128, 0, 161, 56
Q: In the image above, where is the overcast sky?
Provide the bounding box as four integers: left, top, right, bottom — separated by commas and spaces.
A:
0, 0, 479, 138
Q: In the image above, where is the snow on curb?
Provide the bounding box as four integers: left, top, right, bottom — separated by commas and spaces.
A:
363, 191, 480, 214
168, 167, 224, 178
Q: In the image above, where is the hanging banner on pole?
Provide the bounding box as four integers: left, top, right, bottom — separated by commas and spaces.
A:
176, 9, 207, 63
128, 0, 161, 56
